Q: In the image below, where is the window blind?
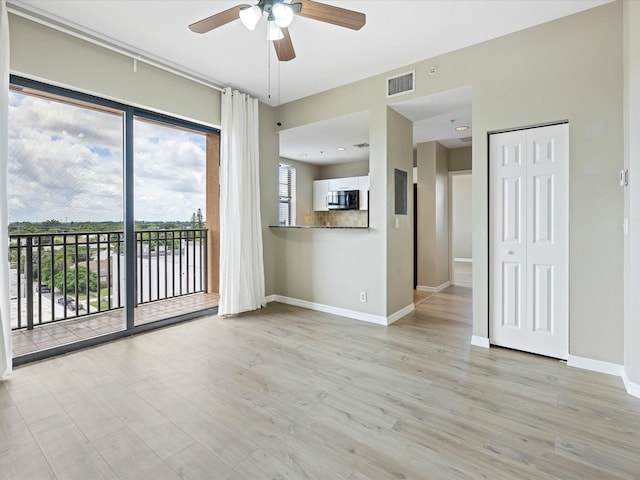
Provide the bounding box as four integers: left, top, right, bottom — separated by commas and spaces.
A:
279, 165, 296, 226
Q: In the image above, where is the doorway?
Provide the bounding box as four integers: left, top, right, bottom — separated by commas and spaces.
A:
489, 122, 569, 359
449, 170, 472, 288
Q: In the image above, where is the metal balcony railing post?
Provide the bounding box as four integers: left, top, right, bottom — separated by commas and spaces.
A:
203, 230, 208, 293
25, 236, 34, 330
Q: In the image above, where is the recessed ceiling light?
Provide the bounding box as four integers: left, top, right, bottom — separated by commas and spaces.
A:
298, 153, 308, 157
455, 125, 470, 132
336, 147, 346, 151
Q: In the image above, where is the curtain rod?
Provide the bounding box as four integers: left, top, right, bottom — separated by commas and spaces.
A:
6, 2, 225, 93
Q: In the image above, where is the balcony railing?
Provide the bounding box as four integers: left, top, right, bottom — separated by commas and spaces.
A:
9, 229, 207, 330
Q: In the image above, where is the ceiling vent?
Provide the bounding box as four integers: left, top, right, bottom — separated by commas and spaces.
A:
460, 136, 472, 143
353, 143, 370, 148
386, 71, 415, 98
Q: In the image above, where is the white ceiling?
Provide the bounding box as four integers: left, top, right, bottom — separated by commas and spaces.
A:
7, 0, 611, 163
391, 85, 473, 150
279, 110, 370, 164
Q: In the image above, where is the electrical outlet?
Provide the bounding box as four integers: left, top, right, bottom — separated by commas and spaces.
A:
359, 291, 367, 303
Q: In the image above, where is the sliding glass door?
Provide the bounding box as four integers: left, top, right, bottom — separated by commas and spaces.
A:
133, 117, 209, 325
7, 76, 219, 360
8, 86, 126, 346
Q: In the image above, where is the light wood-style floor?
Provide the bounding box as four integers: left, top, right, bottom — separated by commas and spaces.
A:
1, 286, 639, 479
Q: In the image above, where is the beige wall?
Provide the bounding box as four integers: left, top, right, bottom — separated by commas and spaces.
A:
449, 147, 472, 171
452, 173, 472, 259
624, 0, 640, 386
8, 14, 221, 127
416, 141, 450, 289
318, 160, 369, 179
386, 108, 414, 316
260, 103, 279, 296
466, 2, 623, 363
269, 105, 390, 316
275, 2, 624, 362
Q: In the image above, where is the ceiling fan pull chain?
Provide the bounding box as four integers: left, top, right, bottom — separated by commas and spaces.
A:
267, 38, 272, 100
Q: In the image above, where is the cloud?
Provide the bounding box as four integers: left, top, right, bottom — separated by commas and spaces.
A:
8, 92, 207, 223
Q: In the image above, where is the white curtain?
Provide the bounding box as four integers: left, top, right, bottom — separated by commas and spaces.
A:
218, 87, 265, 315
0, 0, 12, 379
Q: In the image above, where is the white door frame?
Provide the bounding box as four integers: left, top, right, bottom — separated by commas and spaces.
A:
488, 121, 569, 359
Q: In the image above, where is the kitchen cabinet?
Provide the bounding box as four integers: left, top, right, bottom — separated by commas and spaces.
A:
328, 177, 359, 191
312, 179, 329, 211
358, 175, 369, 210
313, 175, 369, 211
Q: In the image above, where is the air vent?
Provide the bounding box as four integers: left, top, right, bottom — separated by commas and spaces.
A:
460, 136, 472, 143
386, 71, 415, 98
353, 143, 370, 149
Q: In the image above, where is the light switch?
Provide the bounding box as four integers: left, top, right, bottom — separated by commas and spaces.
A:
620, 169, 629, 187
395, 217, 400, 229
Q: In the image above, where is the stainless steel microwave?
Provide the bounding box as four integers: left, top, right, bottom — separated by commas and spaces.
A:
327, 190, 359, 210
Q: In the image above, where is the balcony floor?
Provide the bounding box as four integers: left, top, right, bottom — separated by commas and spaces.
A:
11, 292, 219, 357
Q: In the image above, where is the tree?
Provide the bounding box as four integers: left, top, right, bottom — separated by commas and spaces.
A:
53, 265, 98, 294
196, 208, 204, 228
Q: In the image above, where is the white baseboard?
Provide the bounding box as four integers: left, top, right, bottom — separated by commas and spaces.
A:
453, 280, 472, 288
268, 295, 413, 326
470, 335, 490, 348
622, 370, 640, 399
416, 281, 451, 293
567, 355, 624, 377
454, 258, 473, 263
265, 294, 276, 303
387, 303, 415, 325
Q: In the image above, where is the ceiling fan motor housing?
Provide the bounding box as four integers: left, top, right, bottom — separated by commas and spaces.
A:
251, 0, 302, 16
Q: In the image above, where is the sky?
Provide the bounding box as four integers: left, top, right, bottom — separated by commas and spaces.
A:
7, 91, 206, 223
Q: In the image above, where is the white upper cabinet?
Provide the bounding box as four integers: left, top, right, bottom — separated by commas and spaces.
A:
328, 177, 359, 191
357, 175, 369, 210
313, 175, 369, 211
312, 179, 330, 211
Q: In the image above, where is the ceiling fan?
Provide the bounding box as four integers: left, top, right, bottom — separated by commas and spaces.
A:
188, 0, 366, 62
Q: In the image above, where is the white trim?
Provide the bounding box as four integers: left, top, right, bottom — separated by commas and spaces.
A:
265, 294, 276, 303
471, 336, 490, 348
387, 303, 415, 325
567, 355, 624, 377
454, 257, 473, 263
622, 370, 640, 399
268, 295, 413, 326
416, 281, 450, 293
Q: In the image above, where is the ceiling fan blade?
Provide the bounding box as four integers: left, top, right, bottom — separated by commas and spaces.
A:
296, 0, 366, 30
188, 4, 251, 33
273, 27, 296, 62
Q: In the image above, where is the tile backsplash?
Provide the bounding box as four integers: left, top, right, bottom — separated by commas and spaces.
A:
303, 210, 368, 227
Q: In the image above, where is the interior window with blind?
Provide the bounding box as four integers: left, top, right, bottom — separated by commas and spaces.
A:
279, 164, 296, 226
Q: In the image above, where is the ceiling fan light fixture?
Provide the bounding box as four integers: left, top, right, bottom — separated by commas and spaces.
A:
272, 3, 294, 28
267, 20, 284, 40
239, 5, 262, 30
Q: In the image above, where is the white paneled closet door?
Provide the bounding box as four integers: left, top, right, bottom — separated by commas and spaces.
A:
490, 123, 569, 359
